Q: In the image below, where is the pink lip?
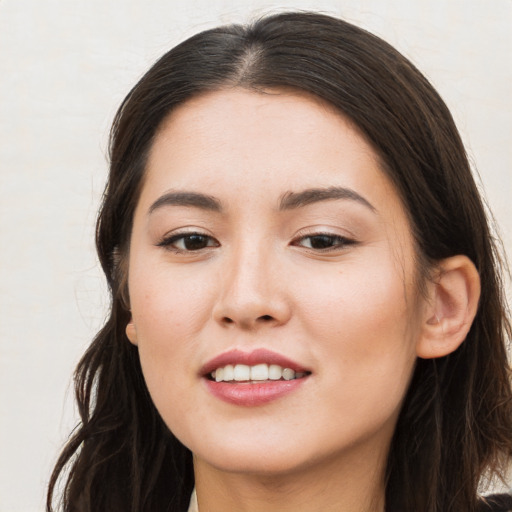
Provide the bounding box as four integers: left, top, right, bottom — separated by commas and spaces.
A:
201, 348, 311, 407
200, 348, 309, 376
204, 379, 307, 406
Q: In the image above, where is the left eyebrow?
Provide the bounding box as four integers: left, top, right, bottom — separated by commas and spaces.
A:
148, 191, 222, 215
279, 186, 376, 212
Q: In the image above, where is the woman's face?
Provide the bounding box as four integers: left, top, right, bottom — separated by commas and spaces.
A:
127, 89, 426, 476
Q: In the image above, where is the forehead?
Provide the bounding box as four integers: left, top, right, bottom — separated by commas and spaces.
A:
143, 88, 395, 203
153, 88, 371, 154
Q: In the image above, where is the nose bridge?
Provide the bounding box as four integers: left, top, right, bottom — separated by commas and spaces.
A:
224, 238, 273, 306
214, 235, 289, 328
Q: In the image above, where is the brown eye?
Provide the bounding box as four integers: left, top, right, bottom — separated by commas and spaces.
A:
306, 235, 338, 249
294, 234, 357, 251
180, 234, 211, 250
158, 233, 219, 252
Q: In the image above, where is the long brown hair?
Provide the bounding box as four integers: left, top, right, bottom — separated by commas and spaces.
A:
47, 12, 512, 512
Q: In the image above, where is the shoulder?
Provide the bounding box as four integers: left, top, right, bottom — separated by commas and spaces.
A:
477, 494, 512, 512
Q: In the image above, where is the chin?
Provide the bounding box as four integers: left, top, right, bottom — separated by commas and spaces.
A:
195, 447, 316, 477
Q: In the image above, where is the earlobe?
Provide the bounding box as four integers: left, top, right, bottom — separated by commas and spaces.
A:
126, 318, 138, 346
416, 255, 480, 359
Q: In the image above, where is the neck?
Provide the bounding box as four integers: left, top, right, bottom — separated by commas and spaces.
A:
193, 441, 388, 512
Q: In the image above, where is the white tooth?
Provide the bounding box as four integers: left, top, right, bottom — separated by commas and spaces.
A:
268, 364, 283, 380
295, 372, 306, 379
250, 364, 269, 381
223, 364, 234, 381
234, 364, 250, 381
215, 367, 224, 382
211, 370, 216, 379
282, 368, 295, 380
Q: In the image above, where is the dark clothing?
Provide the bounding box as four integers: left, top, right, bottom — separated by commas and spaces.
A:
478, 494, 512, 511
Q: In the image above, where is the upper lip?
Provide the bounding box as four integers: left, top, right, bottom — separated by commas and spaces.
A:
200, 348, 310, 376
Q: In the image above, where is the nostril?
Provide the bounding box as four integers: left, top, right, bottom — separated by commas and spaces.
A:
219, 314, 276, 327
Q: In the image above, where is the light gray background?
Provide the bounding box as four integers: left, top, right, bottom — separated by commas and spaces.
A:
1, 1, 511, 510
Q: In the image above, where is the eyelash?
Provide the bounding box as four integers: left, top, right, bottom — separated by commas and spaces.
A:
157, 231, 357, 254
157, 232, 219, 253
291, 233, 358, 252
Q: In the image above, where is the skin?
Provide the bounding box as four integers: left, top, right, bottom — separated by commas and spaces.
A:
125, 89, 478, 512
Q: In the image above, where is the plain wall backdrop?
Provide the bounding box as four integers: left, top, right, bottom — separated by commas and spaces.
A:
1, 0, 511, 510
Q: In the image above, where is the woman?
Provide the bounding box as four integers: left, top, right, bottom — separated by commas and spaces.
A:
47, 11, 512, 512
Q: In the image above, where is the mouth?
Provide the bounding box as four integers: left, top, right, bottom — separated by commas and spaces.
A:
201, 349, 311, 406
208, 363, 310, 383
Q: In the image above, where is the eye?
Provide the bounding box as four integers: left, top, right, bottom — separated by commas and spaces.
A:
293, 233, 356, 251
157, 232, 219, 252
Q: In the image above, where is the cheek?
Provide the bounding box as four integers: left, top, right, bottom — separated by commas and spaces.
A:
293, 252, 419, 398
129, 283, 212, 441
128, 265, 216, 397
130, 262, 215, 336
297, 253, 413, 338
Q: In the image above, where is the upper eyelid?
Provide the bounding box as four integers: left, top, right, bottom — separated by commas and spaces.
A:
291, 228, 357, 240
160, 227, 215, 239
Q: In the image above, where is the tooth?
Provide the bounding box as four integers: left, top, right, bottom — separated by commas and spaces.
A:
250, 364, 269, 381
213, 363, 303, 382
268, 364, 282, 380
223, 364, 234, 381
282, 368, 295, 380
234, 364, 250, 381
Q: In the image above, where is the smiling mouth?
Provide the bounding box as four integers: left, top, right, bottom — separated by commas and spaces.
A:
202, 351, 311, 405
208, 363, 310, 383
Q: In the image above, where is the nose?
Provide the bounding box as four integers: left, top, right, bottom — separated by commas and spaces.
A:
212, 245, 292, 330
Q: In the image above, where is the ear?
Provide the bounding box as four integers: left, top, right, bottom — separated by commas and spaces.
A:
126, 317, 138, 346
416, 255, 480, 359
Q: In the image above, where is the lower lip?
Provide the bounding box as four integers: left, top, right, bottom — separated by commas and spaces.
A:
204, 378, 307, 406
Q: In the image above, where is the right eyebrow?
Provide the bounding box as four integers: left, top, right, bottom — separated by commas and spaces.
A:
279, 186, 376, 212
148, 191, 222, 215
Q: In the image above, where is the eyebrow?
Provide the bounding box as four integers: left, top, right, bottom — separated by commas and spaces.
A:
148, 186, 376, 215
149, 191, 222, 214
279, 186, 376, 212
